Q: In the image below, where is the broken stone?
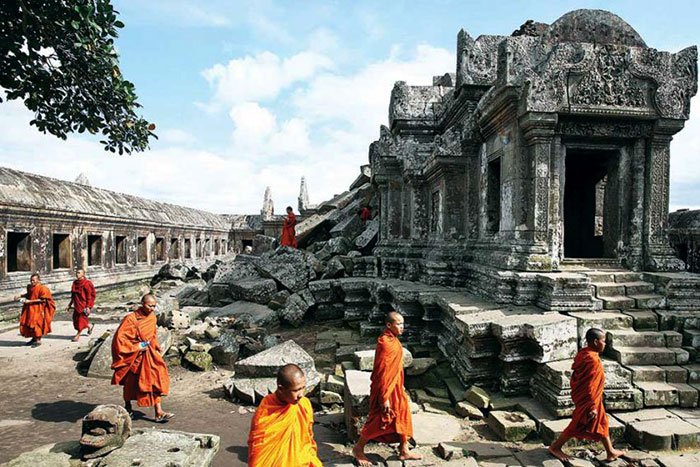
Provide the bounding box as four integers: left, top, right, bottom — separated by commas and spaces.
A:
487, 410, 536, 441
235, 340, 316, 378
320, 390, 343, 405
437, 442, 465, 461
87, 332, 116, 379
426, 386, 449, 399
322, 257, 346, 279
204, 301, 279, 328
183, 351, 213, 371
344, 370, 372, 441
324, 374, 345, 394
464, 385, 490, 409
406, 357, 436, 376
456, 401, 484, 419
209, 331, 240, 367
253, 248, 316, 292
229, 278, 278, 304
353, 347, 413, 371
279, 292, 311, 327
267, 290, 290, 310
411, 412, 462, 445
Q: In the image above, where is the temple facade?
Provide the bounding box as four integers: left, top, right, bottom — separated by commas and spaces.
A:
370, 10, 698, 297
0, 167, 232, 300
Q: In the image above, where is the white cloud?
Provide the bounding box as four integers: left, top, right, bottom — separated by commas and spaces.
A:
292, 44, 454, 136
201, 51, 333, 109
159, 128, 196, 145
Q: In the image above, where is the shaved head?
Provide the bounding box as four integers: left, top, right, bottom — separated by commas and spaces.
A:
585, 327, 606, 345
277, 364, 305, 387
141, 294, 156, 304
386, 311, 402, 325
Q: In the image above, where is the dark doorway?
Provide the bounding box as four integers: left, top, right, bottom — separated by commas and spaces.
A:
564, 150, 617, 258
87, 235, 102, 266
7, 232, 32, 272
115, 236, 127, 264
155, 238, 165, 262
169, 238, 180, 260
137, 237, 147, 263
52, 234, 71, 270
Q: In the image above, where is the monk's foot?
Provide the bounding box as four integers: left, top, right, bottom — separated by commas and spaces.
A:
398, 450, 422, 461
606, 448, 626, 461
31, 340, 42, 347
351, 445, 373, 466
155, 412, 174, 423
548, 446, 571, 462
25, 339, 36, 346
87, 324, 95, 335
72, 336, 80, 342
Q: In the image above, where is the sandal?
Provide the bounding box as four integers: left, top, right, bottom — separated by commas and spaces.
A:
155, 412, 174, 423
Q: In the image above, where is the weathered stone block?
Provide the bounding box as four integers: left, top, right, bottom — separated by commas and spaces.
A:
343, 370, 371, 441
229, 278, 277, 304
486, 410, 536, 441
352, 347, 413, 371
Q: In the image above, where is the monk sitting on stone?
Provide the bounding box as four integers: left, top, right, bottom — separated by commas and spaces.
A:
353, 311, 421, 465
247, 364, 321, 466
111, 294, 173, 423
548, 327, 626, 462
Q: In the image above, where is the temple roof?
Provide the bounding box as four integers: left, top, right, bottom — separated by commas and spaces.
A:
546, 9, 647, 47
0, 166, 230, 230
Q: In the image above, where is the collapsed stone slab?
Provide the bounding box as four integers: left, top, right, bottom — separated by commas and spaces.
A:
225, 340, 321, 404
203, 301, 279, 328
352, 347, 413, 371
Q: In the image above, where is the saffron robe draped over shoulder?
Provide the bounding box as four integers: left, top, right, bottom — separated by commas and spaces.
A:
247, 393, 322, 467
562, 347, 609, 441
19, 284, 55, 338
360, 329, 413, 443
71, 278, 96, 332
111, 309, 170, 407
281, 212, 298, 248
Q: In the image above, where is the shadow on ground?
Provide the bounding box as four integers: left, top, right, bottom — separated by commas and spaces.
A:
31, 400, 97, 423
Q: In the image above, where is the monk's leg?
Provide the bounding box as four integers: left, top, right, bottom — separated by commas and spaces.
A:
398, 435, 421, 461
601, 436, 626, 461
548, 433, 572, 461
352, 436, 373, 466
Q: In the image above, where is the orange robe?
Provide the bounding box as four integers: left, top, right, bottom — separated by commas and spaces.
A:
562, 347, 609, 441
360, 329, 413, 443
281, 212, 298, 248
19, 283, 55, 338
247, 393, 322, 467
111, 309, 170, 407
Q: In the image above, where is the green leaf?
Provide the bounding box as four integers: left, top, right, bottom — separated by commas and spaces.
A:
114, 20, 124, 28
71, 20, 80, 29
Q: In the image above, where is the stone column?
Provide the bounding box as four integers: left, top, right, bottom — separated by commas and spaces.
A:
643, 119, 685, 271
376, 181, 389, 244
627, 139, 646, 270
519, 113, 557, 245
408, 174, 428, 240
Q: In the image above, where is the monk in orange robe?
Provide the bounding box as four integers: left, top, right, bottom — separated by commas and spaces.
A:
353, 312, 421, 465
247, 364, 321, 466
111, 294, 173, 422
14, 273, 55, 347
66, 268, 96, 342
280, 206, 298, 248
549, 328, 625, 462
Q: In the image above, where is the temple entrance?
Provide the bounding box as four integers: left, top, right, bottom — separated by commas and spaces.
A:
563, 149, 619, 259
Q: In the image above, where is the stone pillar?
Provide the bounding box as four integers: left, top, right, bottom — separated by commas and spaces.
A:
387, 179, 403, 240
408, 174, 428, 240
627, 139, 646, 270
377, 181, 389, 244
520, 112, 557, 247
643, 120, 685, 271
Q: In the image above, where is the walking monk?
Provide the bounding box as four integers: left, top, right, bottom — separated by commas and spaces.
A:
280, 206, 298, 248
247, 364, 321, 466
353, 311, 421, 465
111, 294, 173, 422
548, 328, 625, 462
13, 273, 55, 347
66, 268, 96, 342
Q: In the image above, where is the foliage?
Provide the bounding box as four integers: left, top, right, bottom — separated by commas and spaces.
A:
0, 0, 156, 154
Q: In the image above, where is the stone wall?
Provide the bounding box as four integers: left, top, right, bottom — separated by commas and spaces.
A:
669, 209, 700, 273
0, 167, 231, 302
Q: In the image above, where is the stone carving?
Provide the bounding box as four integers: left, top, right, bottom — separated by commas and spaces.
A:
80, 405, 132, 459
544, 9, 646, 47
260, 186, 274, 220
558, 120, 653, 138
456, 30, 502, 87
569, 45, 647, 108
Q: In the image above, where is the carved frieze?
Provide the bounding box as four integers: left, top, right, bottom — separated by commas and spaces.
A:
558, 121, 653, 138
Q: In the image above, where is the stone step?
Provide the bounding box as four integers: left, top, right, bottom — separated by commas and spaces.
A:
592, 282, 625, 297
601, 295, 635, 310
627, 365, 666, 383
584, 271, 616, 283
613, 271, 643, 283
629, 294, 667, 309
634, 381, 679, 407
661, 366, 689, 384
664, 331, 683, 348
607, 329, 666, 348
621, 281, 655, 295
622, 310, 659, 331
607, 346, 678, 366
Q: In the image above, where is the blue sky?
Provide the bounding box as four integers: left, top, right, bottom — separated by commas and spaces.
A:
1, 0, 699, 213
